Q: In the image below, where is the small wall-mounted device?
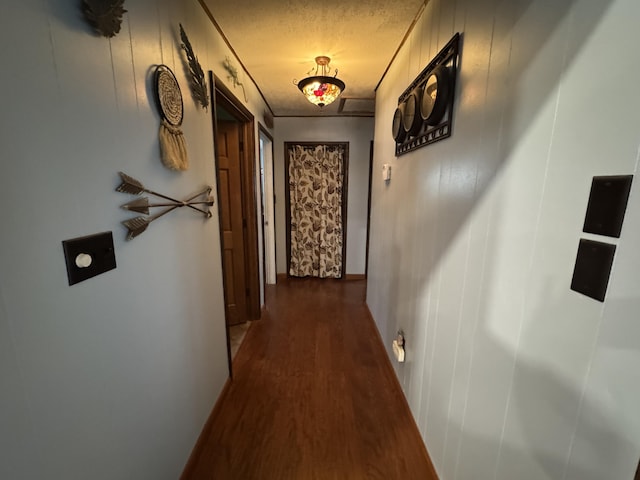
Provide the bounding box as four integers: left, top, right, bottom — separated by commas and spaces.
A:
392, 331, 405, 363
583, 175, 633, 238
570, 238, 615, 302
62, 231, 116, 285
382, 163, 392, 182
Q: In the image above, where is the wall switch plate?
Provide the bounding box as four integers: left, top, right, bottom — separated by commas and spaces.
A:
570, 238, 615, 302
62, 231, 116, 285
583, 175, 633, 238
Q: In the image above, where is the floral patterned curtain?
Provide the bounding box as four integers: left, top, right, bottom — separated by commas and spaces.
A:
288, 144, 345, 278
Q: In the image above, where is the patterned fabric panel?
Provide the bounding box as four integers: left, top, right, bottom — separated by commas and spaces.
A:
288, 144, 344, 278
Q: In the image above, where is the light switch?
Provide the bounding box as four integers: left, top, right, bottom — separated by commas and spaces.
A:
62, 232, 116, 285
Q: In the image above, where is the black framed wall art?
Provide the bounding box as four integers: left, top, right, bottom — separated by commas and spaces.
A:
393, 33, 461, 156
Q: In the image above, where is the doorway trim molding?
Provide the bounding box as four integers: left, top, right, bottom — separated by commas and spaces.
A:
258, 124, 277, 286
211, 73, 261, 375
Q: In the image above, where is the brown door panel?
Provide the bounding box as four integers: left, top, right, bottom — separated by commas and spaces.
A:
217, 121, 247, 326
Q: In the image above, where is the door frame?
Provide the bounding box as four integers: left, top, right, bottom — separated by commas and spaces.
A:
365, 140, 373, 278
284, 141, 349, 279
258, 125, 276, 285
211, 73, 261, 373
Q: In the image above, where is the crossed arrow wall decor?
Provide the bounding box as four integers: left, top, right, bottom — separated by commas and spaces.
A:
116, 172, 214, 240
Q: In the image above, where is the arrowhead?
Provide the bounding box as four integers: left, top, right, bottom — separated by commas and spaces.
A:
121, 197, 150, 215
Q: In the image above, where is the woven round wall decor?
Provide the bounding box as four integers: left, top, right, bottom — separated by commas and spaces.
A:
154, 64, 189, 171
154, 65, 184, 126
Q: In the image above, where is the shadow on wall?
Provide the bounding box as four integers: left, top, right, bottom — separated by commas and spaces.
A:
449, 365, 634, 479
372, 1, 627, 477
433, 0, 615, 264
443, 289, 639, 479
410, 180, 640, 479
372, 0, 616, 337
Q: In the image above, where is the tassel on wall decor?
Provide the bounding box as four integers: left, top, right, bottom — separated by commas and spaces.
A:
153, 65, 189, 171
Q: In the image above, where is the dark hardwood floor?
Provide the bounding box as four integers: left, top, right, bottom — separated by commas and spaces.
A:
183, 277, 438, 480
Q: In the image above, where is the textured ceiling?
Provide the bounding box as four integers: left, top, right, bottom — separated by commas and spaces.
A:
202, 0, 425, 117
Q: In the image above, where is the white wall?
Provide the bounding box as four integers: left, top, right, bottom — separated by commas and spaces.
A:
273, 116, 374, 275
367, 0, 640, 479
0, 1, 269, 478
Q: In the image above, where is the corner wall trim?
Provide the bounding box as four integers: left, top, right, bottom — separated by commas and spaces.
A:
276, 273, 365, 281
363, 302, 439, 479
180, 377, 232, 479
345, 274, 366, 280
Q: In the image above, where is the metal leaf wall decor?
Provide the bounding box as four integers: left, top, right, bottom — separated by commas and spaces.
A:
179, 24, 209, 110
81, 0, 127, 38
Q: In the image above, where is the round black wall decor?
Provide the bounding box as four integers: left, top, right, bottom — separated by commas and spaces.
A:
420, 66, 451, 126
403, 91, 423, 136
392, 105, 406, 143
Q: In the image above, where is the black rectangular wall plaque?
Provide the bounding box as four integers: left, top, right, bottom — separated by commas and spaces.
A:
393, 33, 461, 156
62, 231, 116, 285
583, 175, 633, 238
570, 239, 616, 302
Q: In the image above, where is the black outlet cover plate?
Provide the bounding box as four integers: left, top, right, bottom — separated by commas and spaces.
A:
62, 231, 116, 285
583, 175, 633, 238
570, 238, 615, 302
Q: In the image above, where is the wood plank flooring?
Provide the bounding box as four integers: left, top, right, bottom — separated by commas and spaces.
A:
183, 277, 438, 480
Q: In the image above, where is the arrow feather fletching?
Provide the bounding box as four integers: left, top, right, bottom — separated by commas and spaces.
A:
122, 216, 149, 240
116, 172, 145, 195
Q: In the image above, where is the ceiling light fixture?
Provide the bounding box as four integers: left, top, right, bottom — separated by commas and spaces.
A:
295, 56, 346, 108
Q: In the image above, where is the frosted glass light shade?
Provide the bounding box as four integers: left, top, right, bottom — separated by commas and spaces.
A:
297, 75, 345, 107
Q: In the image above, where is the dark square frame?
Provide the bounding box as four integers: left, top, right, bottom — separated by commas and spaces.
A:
570, 239, 616, 302
583, 175, 633, 238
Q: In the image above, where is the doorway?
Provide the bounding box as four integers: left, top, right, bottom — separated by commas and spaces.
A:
211, 74, 260, 373
259, 126, 276, 286
284, 142, 349, 279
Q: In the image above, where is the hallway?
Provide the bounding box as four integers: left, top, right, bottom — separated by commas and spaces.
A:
183, 278, 437, 479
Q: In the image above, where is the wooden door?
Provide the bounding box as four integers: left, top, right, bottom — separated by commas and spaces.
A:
217, 120, 247, 325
